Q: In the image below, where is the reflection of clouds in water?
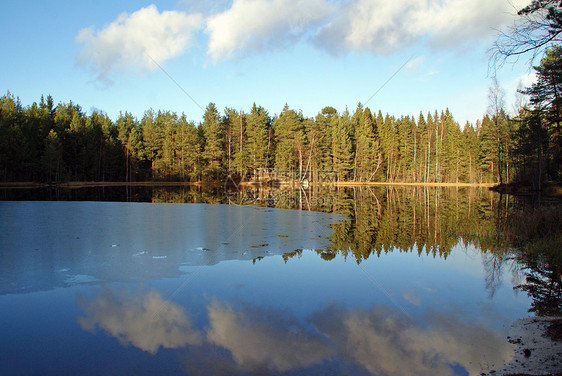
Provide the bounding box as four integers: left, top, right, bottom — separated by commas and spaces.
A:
206, 300, 332, 372
78, 288, 202, 354
78, 289, 513, 374
315, 306, 513, 376
402, 289, 422, 306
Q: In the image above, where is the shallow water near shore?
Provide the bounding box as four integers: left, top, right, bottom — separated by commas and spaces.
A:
0, 186, 545, 375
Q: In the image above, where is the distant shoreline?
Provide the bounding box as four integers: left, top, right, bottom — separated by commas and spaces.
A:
0, 181, 497, 189
333, 181, 496, 187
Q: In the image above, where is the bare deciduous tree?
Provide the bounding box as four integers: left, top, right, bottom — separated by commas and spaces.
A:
490, 0, 562, 68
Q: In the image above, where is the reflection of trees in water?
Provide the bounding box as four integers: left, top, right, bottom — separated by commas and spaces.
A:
14, 184, 560, 315
484, 201, 562, 315
262, 185, 562, 316
154, 185, 502, 264
481, 252, 522, 298
514, 251, 562, 316
324, 186, 498, 262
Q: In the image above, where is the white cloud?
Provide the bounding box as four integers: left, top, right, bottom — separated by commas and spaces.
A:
405, 56, 426, 72
76, 1, 533, 73
205, 0, 334, 61
314, 0, 530, 54
78, 289, 202, 354
76, 5, 203, 81
516, 72, 537, 88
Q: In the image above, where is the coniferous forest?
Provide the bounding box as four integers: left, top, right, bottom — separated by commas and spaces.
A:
1, 46, 560, 186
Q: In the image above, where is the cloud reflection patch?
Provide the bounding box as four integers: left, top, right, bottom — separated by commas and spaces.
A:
78, 289, 513, 374
206, 300, 332, 371
78, 288, 202, 354
314, 306, 513, 376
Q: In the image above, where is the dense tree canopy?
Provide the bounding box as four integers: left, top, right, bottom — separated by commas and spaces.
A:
514, 45, 562, 186
1, 46, 561, 187
0, 92, 497, 184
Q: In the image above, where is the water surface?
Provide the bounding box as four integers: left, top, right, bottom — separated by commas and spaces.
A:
0, 186, 541, 375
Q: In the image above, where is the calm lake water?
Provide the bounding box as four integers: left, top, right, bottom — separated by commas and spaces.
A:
0, 185, 544, 375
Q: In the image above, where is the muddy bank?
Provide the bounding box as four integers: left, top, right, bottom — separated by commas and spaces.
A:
484, 317, 562, 376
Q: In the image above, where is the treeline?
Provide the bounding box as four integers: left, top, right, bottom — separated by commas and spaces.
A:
0, 94, 511, 184
506, 45, 562, 188
1, 42, 560, 185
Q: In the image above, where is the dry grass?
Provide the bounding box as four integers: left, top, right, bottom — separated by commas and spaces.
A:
333, 181, 496, 187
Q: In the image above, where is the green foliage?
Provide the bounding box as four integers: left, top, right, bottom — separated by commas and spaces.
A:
1, 90, 544, 185
201, 103, 225, 179
331, 111, 354, 181
273, 104, 305, 174
246, 103, 271, 171
512, 45, 562, 185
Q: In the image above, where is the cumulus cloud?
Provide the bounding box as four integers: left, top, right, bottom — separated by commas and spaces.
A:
76, 5, 203, 80
405, 56, 426, 72
78, 288, 202, 354
205, 0, 334, 61
76, 1, 532, 73
313, 0, 528, 54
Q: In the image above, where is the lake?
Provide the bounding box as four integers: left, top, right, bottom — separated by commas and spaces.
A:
0, 185, 548, 375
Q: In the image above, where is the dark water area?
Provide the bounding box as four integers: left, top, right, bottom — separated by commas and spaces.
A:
0, 185, 559, 375
0, 184, 223, 203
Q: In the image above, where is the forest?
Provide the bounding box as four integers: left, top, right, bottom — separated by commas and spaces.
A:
0, 46, 560, 187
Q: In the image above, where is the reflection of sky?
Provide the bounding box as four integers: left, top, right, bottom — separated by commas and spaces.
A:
0, 202, 345, 294
77, 288, 514, 376
0, 245, 528, 375
0, 201, 533, 375
78, 288, 202, 354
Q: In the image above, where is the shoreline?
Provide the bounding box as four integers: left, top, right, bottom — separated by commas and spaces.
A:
0, 180, 497, 189
484, 317, 562, 376
332, 181, 496, 187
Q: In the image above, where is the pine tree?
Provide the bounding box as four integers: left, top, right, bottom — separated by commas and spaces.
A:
314, 107, 337, 172
176, 114, 200, 180
355, 107, 380, 181
397, 116, 415, 181
522, 45, 562, 180
274, 104, 305, 177
42, 129, 63, 182
379, 114, 398, 181
416, 112, 428, 182
479, 115, 497, 183
331, 110, 354, 181
201, 103, 225, 179
246, 103, 271, 174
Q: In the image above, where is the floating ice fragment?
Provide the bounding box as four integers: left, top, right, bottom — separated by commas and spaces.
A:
66, 274, 98, 283
133, 251, 148, 257
152, 256, 167, 259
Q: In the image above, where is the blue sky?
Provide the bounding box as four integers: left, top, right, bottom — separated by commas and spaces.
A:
0, 0, 535, 126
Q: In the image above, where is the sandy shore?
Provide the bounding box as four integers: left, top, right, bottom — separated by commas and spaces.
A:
484, 317, 562, 376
